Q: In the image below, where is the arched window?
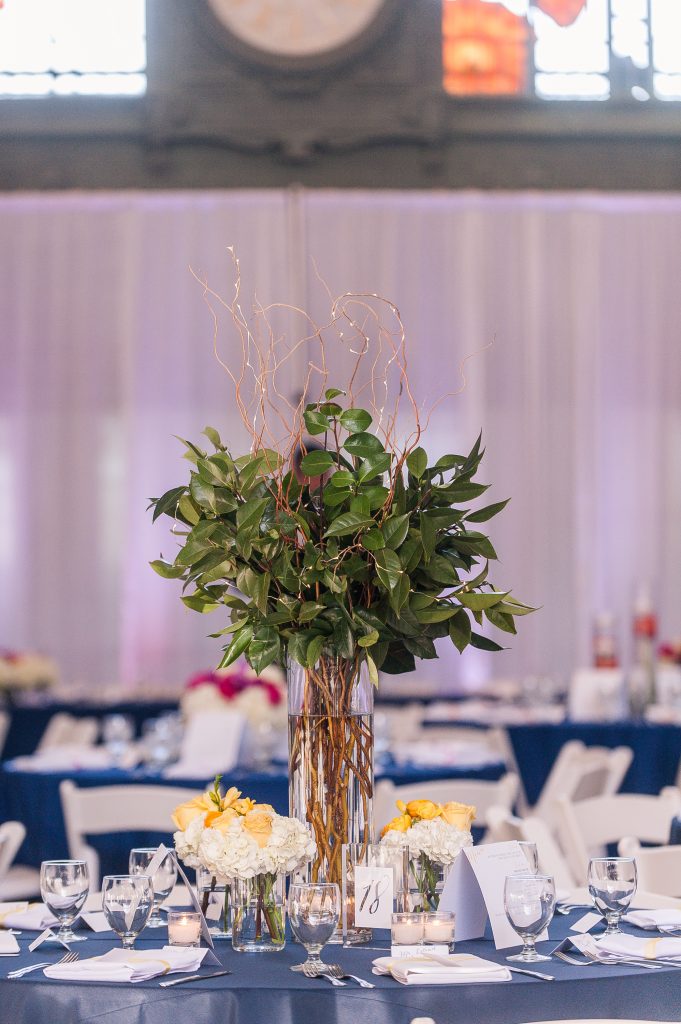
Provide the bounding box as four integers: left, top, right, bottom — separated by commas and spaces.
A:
443, 0, 681, 101
0, 0, 145, 96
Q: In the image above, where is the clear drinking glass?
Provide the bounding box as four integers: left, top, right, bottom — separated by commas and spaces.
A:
518, 841, 539, 874
587, 857, 637, 935
101, 714, 135, 765
40, 859, 90, 944
504, 873, 556, 962
288, 882, 340, 973
102, 874, 154, 949
129, 848, 177, 927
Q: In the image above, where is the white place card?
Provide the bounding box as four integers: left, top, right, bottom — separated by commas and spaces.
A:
440, 841, 549, 950
390, 943, 449, 958
570, 912, 602, 934
172, 855, 221, 967
81, 912, 112, 933
354, 866, 394, 929
29, 928, 71, 952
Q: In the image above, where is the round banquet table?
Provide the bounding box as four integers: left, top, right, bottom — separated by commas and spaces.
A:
0, 911, 678, 1024
0, 758, 503, 875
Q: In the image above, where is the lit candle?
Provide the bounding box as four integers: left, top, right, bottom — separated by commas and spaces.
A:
423, 912, 455, 945
391, 913, 424, 945
168, 911, 201, 947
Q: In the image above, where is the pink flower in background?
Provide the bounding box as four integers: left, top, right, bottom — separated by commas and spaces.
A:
184, 660, 285, 709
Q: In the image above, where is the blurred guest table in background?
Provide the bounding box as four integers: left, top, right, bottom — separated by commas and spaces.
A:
0, 758, 504, 874
2, 912, 681, 1024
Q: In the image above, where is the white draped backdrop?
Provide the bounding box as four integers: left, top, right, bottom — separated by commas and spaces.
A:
1, 189, 680, 694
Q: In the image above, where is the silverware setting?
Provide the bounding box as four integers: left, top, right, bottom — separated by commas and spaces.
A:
299, 962, 374, 988
8, 951, 79, 979
159, 969, 232, 988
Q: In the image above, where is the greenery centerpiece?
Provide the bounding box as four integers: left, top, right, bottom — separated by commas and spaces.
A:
149, 271, 532, 937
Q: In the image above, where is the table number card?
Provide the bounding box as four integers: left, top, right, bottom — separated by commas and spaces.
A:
353, 866, 394, 929
439, 841, 549, 950
154, 844, 221, 966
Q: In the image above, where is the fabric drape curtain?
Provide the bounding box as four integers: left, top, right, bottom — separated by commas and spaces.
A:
1, 189, 680, 693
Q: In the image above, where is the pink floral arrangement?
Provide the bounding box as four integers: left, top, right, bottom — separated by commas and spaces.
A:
186, 663, 284, 706
181, 660, 286, 728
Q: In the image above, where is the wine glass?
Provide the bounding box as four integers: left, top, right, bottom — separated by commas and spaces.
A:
129, 848, 177, 927
518, 841, 539, 874
40, 860, 90, 944
101, 714, 135, 765
587, 857, 637, 935
504, 873, 556, 962
102, 874, 154, 949
288, 882, 340, 973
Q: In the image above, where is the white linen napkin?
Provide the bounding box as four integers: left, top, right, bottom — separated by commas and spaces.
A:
0, 902, 57, 931
0, 931, 20, 955
11, 746, 114, 771
624, 909, 681, 931
44, 946, 209, 983
372, 954, 511, 985
596, 933, 681, 961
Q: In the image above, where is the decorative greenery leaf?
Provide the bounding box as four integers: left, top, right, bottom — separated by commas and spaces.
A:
357, 629, 379, 648
325, 388, 345, 399
414, 604, 457, 623
182, 593, 220, 613
248, 628, 280, 674
426, 554, 460, 585
382, 513, 410, 551
465, 499, 510, 523
389, 573, 410, 614
469, 631, 506, 652
218, 625, 254, 668
304, 410, 330, 435
357, 453, 392, 482
324, 512, 374, 538
236, 497, 270, 536
344, 432, 385, 458
306, 635, 325, 669
299, 450, 334, 475
361, 529, 385, 552
406, 447, 428, 479
150, 559, 185, 579
404, 634, 438, 659
299, 601, 326, 622
340, 408, 372, 433
485, 606, 517, 634
328, 470, 355, 488
457, 591, 508, 611
497, 597, 537, 616
152, 486, 187, 522
190, 476, 216, 512
449, 610, 471, 652
374, 548, 403, 591
203, 426, 222, 449
366, 653, 379, 686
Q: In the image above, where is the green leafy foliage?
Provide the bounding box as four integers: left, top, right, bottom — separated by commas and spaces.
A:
149, 393, 533, 677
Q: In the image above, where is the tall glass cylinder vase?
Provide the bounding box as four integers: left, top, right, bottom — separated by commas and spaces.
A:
288, 652, 374, 943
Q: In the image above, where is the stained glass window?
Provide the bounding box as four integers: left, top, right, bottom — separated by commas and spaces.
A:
0, 0, 146, 97
443, 0, 681, 101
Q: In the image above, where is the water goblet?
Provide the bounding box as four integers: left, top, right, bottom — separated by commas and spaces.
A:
101, 714, 134, 765
587, 857, 637, 936
288, 882, 340, 973
40, 859, 90, 944
504, 873, 556, 962
102, 874, 154, 949
129, 847, 177, 927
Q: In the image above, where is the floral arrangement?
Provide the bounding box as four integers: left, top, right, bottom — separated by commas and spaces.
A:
172, 778, 315, 948
180, 660, 286, 728
380, 798, 475, 910
0, 649, 58, 695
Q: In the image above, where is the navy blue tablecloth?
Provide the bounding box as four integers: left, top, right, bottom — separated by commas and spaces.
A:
0, 911, 678, 1024
0, 759, 502, 875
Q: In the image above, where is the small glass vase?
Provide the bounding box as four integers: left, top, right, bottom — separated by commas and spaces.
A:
408, 853, 450, 912
232, 873, 286, 953
197, 868, 233, 939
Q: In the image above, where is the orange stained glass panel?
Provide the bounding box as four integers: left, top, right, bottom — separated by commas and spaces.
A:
442, 0, 532, 96
534, 0, 588, 28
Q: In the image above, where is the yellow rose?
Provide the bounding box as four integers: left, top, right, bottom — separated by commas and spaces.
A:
208, 807, 239, 833
252, 803, 275, 813
221, 786, 242, 810
406, 799, 443, 821
233, 797, 256, 815
171, 793, 215, 831
380, 812, 412, 839
242, 809, 274, 848
441, 801, 476, 830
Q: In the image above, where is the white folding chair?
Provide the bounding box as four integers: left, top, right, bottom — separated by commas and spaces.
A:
374, 773, 519, 839
485, 805, 577, 891
0, 710, 9, 757
532, 740, 633, 831
0, 821, 40, 899
37, 712, 99, 751
554, 787, 681, 885
619, 836, 681, 898
59, 781, 200, 887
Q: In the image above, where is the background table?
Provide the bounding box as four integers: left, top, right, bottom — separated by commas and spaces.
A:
0, 759, 503, 875
1, 911, 678, 1024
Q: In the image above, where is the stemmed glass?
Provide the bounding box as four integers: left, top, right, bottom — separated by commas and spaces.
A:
129, 848, 178, 927
588, 857, 637, 936
102, 874, 154, 949
101, 714, 135, 765
288, 882, 340, 973
40, 860, 90, 944
504, 873, 556, 962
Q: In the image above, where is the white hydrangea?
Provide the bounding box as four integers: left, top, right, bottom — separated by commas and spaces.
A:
381, 817, 472, 866
174, 811, 316, 881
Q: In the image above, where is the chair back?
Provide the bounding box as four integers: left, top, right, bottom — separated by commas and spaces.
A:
0, 821, 27, 879
374, 773, 519, 839
0, 710, 9, 757
59, 781, 200, 887
485, 805, 576, 890
618, 836, 681, 897
534, 741, 633, 829
37, 713, 99, 751
554, 787, 681, 885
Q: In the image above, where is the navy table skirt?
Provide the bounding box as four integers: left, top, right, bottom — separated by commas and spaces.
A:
0, 759, 502, 875
1, 911, 678, 1024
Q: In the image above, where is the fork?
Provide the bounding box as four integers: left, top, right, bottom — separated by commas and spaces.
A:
302, 962, 345, 986
553, 950, 598, 967
324, 964, 375, 988
8, 951, 79, 979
